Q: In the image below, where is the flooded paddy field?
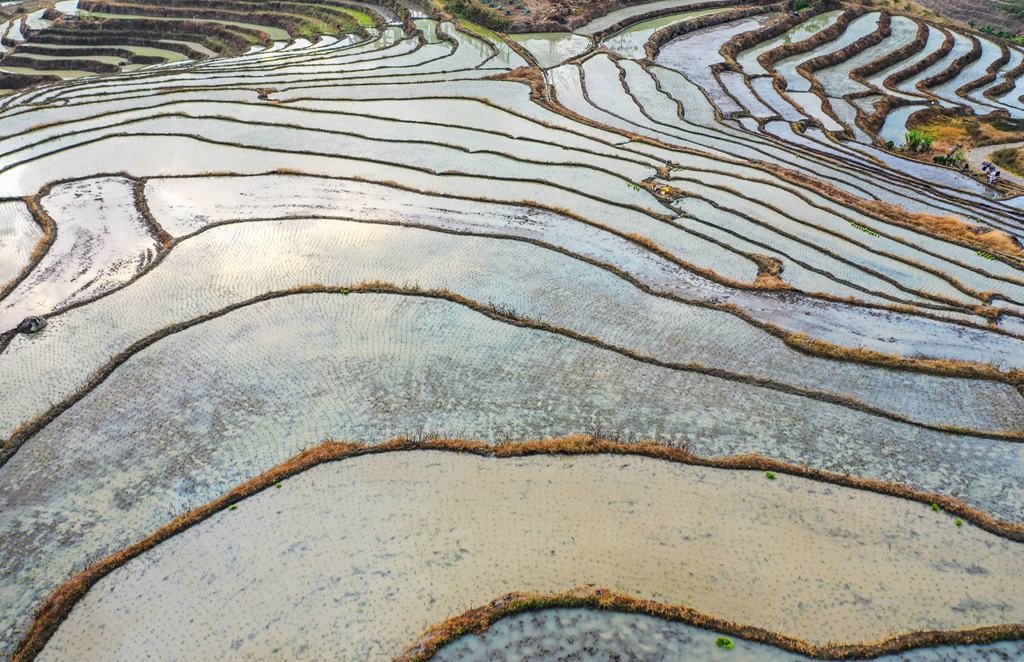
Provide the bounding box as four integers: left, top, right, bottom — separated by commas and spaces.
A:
433, 608, 1024, 661
33, 452, 1024, 658
0, 0, 1023, 660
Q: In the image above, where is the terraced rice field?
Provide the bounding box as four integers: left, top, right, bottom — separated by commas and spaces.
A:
0, 0, 1023, 660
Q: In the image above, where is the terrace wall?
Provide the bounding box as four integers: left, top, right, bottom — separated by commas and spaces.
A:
913, 0, 1023, 36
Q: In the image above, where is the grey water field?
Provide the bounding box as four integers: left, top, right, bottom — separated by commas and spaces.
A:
0, 0, 1023, 659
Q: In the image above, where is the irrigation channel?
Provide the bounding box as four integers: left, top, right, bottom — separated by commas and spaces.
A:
0, 0, 1023, 659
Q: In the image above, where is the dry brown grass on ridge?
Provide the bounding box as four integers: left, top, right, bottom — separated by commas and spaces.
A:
992, 146, 1024, 179
748, 252, 791, 289
13, 435, 1024, 662
395, 585, 1024, 661
486, 67, 546, 99
910, 112, 1024, 154
785, 331, 1024, 385
22, 196, 55, 264
760, 163, 1024, 259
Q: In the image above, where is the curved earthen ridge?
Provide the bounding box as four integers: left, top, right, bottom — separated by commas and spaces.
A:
13, 435, 1024, 661
757, 5, 869, 75
395, 585, 1024, 661
719, 1, 839, 70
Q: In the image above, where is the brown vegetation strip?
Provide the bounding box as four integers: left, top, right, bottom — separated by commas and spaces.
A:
13, 435, 1024, 661
396, 585, 1024, 661
757, 161, 1024, 262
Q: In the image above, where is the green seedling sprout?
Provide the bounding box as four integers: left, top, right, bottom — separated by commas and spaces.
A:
716, 636, 734, 650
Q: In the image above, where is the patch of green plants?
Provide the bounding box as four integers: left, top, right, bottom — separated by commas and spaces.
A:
903, 129, 935, 153
955, 518, 964, 527
933, 150, 965, 168
977, 251, 996, 260
276, 482, 282, 488
716, 636, 734, 650
444, 0, 510, 31
931, 502, 940, 512
849, 222, 880, 237
229, 504, 238, 511
765, 471, 776, 480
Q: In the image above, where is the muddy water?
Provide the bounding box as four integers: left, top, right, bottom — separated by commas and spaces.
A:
38, 451, 1024, 659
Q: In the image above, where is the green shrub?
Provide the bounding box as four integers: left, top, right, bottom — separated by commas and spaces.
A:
931, 503, 940, 512
716, 636, 734, 650
792, 0, 810, 10
765, 471, 776, 480
955, 518, 964, 527
903, 130, 935, 153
